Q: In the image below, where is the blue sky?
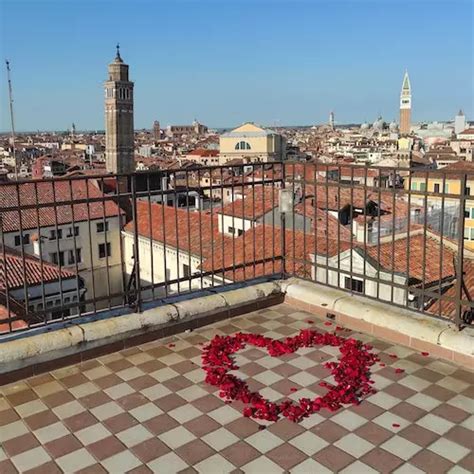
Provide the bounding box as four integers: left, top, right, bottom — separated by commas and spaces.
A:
0, 0, 472, 131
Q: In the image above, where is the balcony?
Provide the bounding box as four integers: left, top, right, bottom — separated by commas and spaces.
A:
0, 162, 473, 472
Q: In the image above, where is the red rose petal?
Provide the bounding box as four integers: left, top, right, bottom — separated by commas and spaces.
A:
307, 320, 314, 324
290, 387, 298, 392
389, 354, 398, 359
168, 343, 176, 348
324, 321, 332, 326
379, 363, 386, 367
421, 351, 429, 356
395, 368, 405, 374
392, 423, 400, 428
201, 328, 378, 423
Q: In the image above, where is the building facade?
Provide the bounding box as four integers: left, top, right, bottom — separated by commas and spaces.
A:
219, 122, 286, 164
399, 71, 412, 135
105, 45, 135, 174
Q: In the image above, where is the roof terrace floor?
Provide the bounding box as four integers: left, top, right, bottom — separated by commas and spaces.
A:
0, 304, 473, 473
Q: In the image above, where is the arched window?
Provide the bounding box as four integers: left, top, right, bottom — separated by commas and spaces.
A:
235, 141, 251, 150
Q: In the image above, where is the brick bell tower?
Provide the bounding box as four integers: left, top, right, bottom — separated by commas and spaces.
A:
399, 71, 412, 136
105, 44, 135, 174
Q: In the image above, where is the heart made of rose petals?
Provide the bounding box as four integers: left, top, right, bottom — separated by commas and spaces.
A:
201, 329, 378, 423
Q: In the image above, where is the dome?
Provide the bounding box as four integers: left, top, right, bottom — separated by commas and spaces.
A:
389, 120, 398, 132
373, 116, 384, 130
360, 122, 369, 130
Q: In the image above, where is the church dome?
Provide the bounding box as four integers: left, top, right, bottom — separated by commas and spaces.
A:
373, 117, 384, 130
389, 120, 398, 132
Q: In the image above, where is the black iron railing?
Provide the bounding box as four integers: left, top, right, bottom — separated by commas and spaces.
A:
0, 161, 473, 335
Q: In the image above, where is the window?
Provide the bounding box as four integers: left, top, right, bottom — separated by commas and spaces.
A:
470, 208, 474, 219
465, 210, 470, 219
411, 182, 418, 191
66, 226, 79, 238
434, 183, 440, 193
444, 184, 449, 193
183, 264, 190, 278
420, 183, 427, 192
344, 277, 364, 293
68, 248, 82, 265
49, 229, 63, 240
228, 226, 243, 236
14, 234, 30, 246
235, 141, 251, 150
50, 251, 65, 266
466, 187, 471, 196
98, 242, 111, 259
96, 221, 109, 233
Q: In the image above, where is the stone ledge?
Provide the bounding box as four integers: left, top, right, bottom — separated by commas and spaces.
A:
0, 281, 283, 384
284, 278, 474, 367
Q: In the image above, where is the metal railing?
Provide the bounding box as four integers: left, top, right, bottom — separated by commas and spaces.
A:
0, 161, 473, 336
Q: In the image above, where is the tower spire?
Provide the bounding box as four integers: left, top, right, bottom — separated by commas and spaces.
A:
115, 43, 123, 63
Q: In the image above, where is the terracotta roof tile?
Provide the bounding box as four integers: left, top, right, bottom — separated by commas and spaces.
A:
0, 179, 122, 233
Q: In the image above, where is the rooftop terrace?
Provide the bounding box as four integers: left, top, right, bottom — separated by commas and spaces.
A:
1, 303, 472, 473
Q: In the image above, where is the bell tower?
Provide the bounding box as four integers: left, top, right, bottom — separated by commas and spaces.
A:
105, 44, 134, 174
399, 71, 411, 135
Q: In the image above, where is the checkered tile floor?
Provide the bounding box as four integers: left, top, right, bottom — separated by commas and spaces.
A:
0, 304, 473, 473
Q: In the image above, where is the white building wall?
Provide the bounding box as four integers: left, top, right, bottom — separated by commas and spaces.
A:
217, 214, 253, 237
312, 251, 407, 305
122, 232, 213, 299
3, 215, 124, 311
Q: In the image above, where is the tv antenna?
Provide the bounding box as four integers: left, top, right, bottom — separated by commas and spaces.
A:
5, 60, 18, 180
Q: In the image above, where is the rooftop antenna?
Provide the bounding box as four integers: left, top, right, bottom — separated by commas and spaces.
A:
5, 60, 18, 180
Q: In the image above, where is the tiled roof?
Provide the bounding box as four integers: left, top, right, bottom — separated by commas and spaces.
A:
426, 260, 474, 320
0, 245, 76, 290
294, 202, 353, 241
0, 179, 122, 232
201, 224, 350, 281
187, 149, 219, 157
218, 187, 279, 219
363, 234, 455, 285
124, 202, 232, 258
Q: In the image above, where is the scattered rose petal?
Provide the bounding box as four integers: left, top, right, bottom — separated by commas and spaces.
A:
379, 363, 386, 367
307, 320, 314, 324
336, 326, 344, 331
389, 354, 398, 359
168, 343, 176, 348
395, 368, 405, 374
258, 425, 266, 430
421, 351, 429, 356
392, 423, 400, 428
324, 321, 332, 326
290, 387, 298, 392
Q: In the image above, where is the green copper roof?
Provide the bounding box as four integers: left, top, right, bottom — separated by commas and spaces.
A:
402, 72, 411, 91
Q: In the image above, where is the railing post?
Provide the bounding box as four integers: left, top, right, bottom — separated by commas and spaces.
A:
454, 173, 467, 329
280, 161, 287, 279
130, 175, 142, 312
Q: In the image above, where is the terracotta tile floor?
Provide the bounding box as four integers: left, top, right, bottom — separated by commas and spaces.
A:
0, 304, 473, 473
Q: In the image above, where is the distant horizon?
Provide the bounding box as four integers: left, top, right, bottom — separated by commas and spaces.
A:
1, 1, 472, 132
1, 118, 471, 136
